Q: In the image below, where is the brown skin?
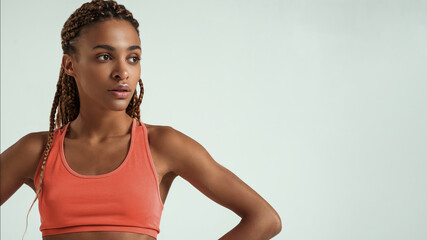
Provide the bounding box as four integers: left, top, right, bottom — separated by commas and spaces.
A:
0, 19, 282, 240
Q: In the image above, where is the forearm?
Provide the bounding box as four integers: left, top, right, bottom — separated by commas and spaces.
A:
219, 215, 281, 240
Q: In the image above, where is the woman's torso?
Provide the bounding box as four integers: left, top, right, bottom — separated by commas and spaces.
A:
26, 121, 177, 240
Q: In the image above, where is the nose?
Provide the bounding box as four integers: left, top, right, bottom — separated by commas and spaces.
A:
111, 61, 129, 80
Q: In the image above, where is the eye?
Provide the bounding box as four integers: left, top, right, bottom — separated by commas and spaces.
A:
129, 56, 141, 63
97, 54, 111, 61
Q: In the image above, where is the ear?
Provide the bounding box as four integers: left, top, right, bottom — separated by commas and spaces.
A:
62, 54, 76, 77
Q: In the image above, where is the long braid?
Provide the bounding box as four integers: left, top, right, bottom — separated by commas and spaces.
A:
22, 1, 143, 239
127, 78, 144, 119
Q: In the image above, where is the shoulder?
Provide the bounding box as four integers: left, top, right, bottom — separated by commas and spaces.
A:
144, 123, 204, 156
4, 130, 52, 181
21, 130, 50, 153
18, 131, 51, 180
22, 130, 50, 145
143, 123, 187, 150
0, 130, 51, 203
143, 123, 214, 176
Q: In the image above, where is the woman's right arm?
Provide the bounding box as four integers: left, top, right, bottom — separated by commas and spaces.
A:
0, 132, 47, 206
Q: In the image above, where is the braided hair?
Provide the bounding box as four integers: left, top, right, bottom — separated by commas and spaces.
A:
22, 1, 143, 239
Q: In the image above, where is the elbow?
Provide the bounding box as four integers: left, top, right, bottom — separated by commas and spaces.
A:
250, 209, 282, 239
240, 204, 283, 238
268, 211, 282, 238
273, 214, 282, 236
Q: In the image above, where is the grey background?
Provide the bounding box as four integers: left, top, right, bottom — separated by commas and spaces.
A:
1, 0, 426, 239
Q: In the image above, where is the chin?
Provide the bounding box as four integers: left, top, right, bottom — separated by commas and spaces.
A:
107, 102, 132, 112
111, 106, 130, 112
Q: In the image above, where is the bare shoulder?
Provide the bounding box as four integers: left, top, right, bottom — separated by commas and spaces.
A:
3, 131, 49, 180
143, 123, 193, 156
0, 131, 50, 205
142, 123, 186, 176
25, 131, 51, 179
143, 122, 215, 177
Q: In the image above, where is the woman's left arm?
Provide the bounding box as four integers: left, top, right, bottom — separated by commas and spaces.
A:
157, 126, 282, 239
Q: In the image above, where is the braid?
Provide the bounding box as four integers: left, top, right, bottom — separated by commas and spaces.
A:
61, 0, 139, 56
22, 1, 143, 239
127, 78, 144, 119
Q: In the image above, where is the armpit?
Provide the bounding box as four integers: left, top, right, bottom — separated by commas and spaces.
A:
24, 178, 36, 193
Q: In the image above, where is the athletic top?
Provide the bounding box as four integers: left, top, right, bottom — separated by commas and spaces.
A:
33, 118, 164, 238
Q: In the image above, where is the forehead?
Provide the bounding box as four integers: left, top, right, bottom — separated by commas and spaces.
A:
76, 19, 140, 50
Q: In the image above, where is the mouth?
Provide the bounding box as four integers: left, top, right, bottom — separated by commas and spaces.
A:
108, 85, 131, 99
109, 89, 130, 92
109, 85, 131, 92
109, 90, 131, 98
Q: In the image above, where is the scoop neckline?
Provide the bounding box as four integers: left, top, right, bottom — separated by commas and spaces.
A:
60, 118, 138, 179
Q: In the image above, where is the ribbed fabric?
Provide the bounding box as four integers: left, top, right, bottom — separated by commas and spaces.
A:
34, 118, 164, 238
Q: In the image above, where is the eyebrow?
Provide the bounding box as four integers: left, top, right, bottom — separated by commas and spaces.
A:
92, 44, 141, 51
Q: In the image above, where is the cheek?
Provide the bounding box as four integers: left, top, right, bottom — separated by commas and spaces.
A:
77, 65, 109, 87
131, 66, 141, 80
74, 75, 99, 97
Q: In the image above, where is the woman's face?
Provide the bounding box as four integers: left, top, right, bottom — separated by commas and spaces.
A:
63, 19, 141, 113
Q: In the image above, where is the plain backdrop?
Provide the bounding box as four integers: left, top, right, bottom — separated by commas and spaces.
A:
1, 0, 426, 239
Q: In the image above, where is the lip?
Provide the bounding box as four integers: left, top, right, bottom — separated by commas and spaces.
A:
109, 85, 131, 92
109, 90, 131, 98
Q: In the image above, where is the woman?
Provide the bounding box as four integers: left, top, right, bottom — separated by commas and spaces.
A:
0, 0, 282, 239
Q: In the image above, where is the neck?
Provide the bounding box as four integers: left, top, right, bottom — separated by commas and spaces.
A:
68, 111, 135, 140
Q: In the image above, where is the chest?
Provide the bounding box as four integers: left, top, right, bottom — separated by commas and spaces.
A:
60, 127, 173, 205
63, 135, 131, 176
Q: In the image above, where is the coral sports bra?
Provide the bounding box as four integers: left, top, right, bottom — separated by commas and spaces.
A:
33, 118, 164, 238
